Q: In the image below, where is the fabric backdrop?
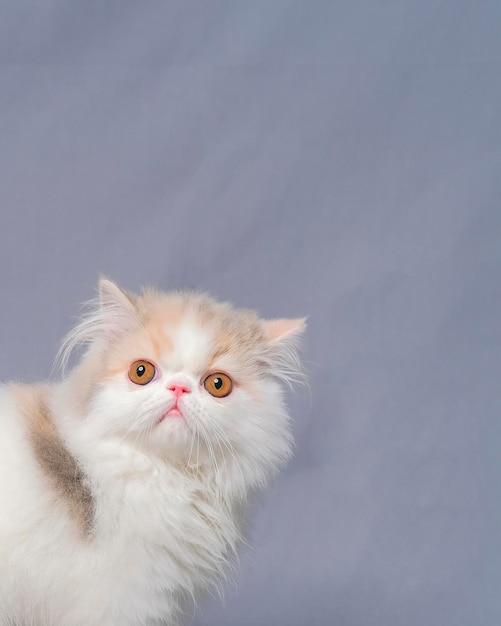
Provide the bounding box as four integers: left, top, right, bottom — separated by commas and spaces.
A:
1, 2, 500, 625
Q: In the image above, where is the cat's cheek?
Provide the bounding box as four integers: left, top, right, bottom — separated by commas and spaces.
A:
203, 394, 236, 419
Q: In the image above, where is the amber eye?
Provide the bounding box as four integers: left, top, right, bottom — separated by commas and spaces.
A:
128, 360, 156, 385
203, 372, 233, 398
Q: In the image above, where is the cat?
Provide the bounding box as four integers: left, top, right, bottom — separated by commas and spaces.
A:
0, 278, 305, 626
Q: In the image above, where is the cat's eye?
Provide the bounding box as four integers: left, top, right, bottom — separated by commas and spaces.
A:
203, 372, 233, 398
128, 360, 156, 385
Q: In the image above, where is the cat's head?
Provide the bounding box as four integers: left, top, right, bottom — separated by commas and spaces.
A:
61, 279, 305, 493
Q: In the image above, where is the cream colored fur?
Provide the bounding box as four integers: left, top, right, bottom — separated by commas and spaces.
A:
0, 280, 305, 626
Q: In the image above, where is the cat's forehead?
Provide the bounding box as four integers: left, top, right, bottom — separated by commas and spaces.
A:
151, 311, 214, 370
143, 293, 264, 372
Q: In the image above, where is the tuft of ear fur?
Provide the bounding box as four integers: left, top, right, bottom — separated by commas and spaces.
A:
54, 278, 138, 373
97, 278, 138, 336
261, 317, 307, 387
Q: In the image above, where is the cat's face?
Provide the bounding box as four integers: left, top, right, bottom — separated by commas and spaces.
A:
67, 280, 305, 489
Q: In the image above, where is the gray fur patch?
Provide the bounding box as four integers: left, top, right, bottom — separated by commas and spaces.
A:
18, 386, 95, 536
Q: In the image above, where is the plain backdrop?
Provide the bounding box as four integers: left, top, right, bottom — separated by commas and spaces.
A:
1, 2, 500, 625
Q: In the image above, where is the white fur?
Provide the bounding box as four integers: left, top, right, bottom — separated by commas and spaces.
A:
0, 281, 304, 625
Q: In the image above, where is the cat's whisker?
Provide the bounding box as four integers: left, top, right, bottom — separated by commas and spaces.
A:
204, 418, 246, 490
200, 421, 223, 474
196, 430, 202, 482
185, 428, 198, 474
197, 420, 219, 478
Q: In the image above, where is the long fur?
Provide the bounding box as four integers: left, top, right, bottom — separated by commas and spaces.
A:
0, 279, 305, 626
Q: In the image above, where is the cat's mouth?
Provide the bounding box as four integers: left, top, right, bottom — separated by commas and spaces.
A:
158, 406, 184, 422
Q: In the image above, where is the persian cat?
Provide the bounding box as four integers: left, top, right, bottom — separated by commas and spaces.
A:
0, 279, 305, 625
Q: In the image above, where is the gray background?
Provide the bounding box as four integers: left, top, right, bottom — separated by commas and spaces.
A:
1, 2, 500, 625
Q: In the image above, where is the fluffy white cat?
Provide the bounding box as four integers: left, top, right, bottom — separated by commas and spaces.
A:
0, 279, 305, 625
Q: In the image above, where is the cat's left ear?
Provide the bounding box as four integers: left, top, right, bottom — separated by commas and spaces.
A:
263, 318, 307, 344
261, 317, 307, 384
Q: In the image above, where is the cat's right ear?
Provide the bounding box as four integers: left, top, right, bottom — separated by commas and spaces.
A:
55, 279, 139, 373
98, 278, 138, 342
99, 278, 136, 315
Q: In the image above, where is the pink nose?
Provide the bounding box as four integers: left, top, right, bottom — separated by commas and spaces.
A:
167, 384, 191, 399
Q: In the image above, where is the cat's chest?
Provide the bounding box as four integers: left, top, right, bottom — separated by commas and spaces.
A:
23, 458, 239, 626
89, 453, 238, 584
